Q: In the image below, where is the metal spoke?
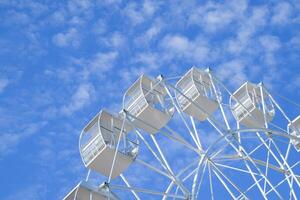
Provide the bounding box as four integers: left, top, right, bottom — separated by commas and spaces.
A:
69, 69, 300, 200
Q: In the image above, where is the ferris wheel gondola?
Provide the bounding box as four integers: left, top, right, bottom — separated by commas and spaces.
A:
79, 110, 138, 179
64, 66, 300, 200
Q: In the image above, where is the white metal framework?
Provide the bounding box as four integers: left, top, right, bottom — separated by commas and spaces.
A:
64, 67, 300, 200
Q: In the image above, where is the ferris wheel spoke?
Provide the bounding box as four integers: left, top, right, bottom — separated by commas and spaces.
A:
289, 178, 298, 200
263, 139, 271, 192
208, 71, 231, 130
240, 157, 269, 199
208, 164, 214, 200
210, 165, 237, 199
254, 132, 292, 183
265, 173, 296, 197
259, 137, 299, 195
150, 134, 190, 197
126, 109, 200, 154
108, 115, 127, 183
134, 129, 189, 196
190, 116, 203, 150
285, 142, 292, 161
165, 157, 200, 199
210, 160, 248, 199
268, 92, 291, 123
164, 82, 202, 150
212, 162, 261, 177
68, 68, 300, 200
248, 137, 269, 156
191, 155, 206, 199
213, 136, 267, 163
210, 140, 233, 160
228, 131, 285, 199
234, 139, 286, 200
236, 177, 264, 200
207, 122, 282, 199
109, 184, 187, 199
163, 125, 201, 154
135, 159, 172, 179
120, 174, 141, 200
172, 170, 195, 200
195, 159, 208, 199
270, 137, 300, 188
163, 181, 175, 200
133, 129, 170, 173
240, 149, 284, 199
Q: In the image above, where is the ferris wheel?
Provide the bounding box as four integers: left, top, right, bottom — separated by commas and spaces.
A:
63, 67, 300, 200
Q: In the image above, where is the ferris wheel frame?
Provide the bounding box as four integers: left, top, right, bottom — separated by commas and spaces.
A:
64, 67, 300, 200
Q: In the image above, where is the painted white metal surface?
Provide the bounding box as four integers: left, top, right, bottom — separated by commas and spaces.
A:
80, 110, 138, 179
63, 181, 119, 200
289, 115, 300, 151
176, 67, 218, 121
230, 82, 275, 128
123, 75, 174, 134
65, 67, 300, 200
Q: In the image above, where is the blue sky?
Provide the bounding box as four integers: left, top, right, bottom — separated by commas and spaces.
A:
0, 0, 300, 199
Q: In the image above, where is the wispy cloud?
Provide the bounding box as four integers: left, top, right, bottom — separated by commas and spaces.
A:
188, 0, 248, 33
1, 0, 300, 199
0, 78, 9, 93
61, 83, 95, 116
6, 184, 46, 200
123, 1, 159, 25
259, 34, 281, 65
52, 28, 81, 48
216, 59, 247, 87
271, 2, 293, 25
161, 34, 210, 63
0, 122, 47, 158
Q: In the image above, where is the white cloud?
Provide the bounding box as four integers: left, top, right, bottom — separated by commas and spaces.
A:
50, 10, 66, 25
271, 2, 292, 25
134, 52, 160, 70
259, 35, 281, 52
0, 78, 9, 93
142, 0, 158, 16
188, 0, 248, 33
216, 59, 247, 87
110, 32, 125, 48
162, 35, 189, 52
0, 122, 47, 158
161, 34, 210, 63
6, 10, 30, 25
87, 51, 118, 76
92, 19, 107, 35
52, 28, 80, 48
226, 6, 269, 55
289, 33, 300, 47
61, 83, 95, 116
135, 20, 163, 45
123, 1, 159, 25
123, 2, 145, 25
259, 35, 281, 65
68, 0, 93, 15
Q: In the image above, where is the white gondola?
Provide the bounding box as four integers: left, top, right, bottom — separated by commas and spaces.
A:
123, 75, 174, 134
63, 181, 119, 200
230, 82, 275, 128
288, 115, 300, 152
175, 67, 219, 121
79, 110, 138, 179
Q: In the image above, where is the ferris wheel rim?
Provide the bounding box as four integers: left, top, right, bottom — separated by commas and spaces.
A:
65, 67, 300, 200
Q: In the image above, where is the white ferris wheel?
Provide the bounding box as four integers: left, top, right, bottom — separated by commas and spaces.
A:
63, 67, 300, 200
